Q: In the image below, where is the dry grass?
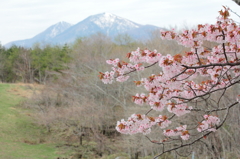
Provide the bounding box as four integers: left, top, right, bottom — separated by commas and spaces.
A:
7, 83, 43, 98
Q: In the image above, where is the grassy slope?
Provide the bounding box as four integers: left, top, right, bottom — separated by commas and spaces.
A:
0, 83, 159, 159
0, 84, 60, 159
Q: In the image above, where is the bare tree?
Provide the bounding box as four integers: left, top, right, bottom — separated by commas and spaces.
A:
14, 48, 33, 83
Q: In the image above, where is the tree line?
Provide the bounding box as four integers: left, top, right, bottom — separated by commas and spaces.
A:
0, 43, 71, 83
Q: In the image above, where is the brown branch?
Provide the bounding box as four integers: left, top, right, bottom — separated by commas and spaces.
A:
153, 101, 238, 158
221, 31, 229, 63
122, 62, 158, 76
195, 48, 202, 65
181, 62, 240, 69
171, 78, 240, 102
188, 102, 238, 113
153, 132, 212, 159
145, 109, 153, 115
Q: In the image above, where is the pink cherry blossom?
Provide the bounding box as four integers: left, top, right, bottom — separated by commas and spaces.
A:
100, 6, 239, 147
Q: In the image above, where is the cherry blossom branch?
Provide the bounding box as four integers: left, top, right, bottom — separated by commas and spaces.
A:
100, 6, 240, 158
188, 101, 238, 113
181, 62, 240, 69
122, 62, 158, 76
153, 101, 237, 159
171, 78, 240, 102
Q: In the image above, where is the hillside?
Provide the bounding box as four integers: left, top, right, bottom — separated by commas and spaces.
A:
0, 83, 139, 159
0, 83, 65, 158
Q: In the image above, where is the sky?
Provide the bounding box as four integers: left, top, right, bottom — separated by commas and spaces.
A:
0, 0, 239, 45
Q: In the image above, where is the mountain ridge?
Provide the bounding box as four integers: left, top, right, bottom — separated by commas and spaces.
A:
5, 21, 72, 48
5, 13, 161, 48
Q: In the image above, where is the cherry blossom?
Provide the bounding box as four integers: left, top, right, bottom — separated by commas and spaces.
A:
116, 114, 171, 135
100, 6, 240, 157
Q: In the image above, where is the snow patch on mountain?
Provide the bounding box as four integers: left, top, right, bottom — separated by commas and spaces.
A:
87, 12, 140, 31
45, 21, 72, 39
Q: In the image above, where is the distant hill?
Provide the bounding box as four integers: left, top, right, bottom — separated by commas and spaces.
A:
5, 12, 161, 48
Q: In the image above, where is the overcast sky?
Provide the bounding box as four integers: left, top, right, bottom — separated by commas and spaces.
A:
0, 0, 239, 45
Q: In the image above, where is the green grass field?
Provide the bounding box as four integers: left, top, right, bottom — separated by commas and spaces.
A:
0, 83, 61, 159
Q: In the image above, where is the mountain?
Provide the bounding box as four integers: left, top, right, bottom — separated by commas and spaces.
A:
5, 21, 72, 48
5, 13, 161, 48
52, 12, 143, 45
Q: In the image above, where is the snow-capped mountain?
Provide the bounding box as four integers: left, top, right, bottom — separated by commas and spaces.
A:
5, 21, 72, 48
52, 12, 146, 45
5, 13, 161, 48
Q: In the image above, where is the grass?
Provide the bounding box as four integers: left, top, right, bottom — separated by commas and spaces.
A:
0, 83, 176, 159
0, 83, 62, 159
